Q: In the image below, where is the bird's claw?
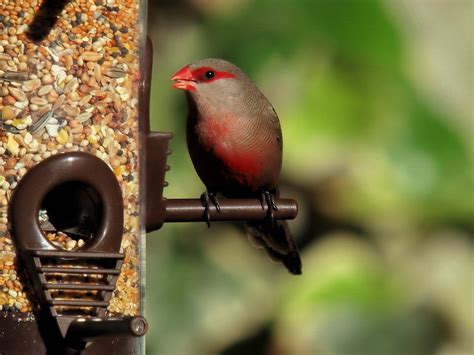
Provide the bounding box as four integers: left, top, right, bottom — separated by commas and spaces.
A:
260, 190, 278, 226
200, 192, 220, 228
210, 194, 221, 212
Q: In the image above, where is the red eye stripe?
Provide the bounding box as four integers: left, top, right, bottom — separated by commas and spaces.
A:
190, 67, 235, 82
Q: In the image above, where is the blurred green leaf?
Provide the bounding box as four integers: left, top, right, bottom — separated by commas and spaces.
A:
202, 0, 402, 75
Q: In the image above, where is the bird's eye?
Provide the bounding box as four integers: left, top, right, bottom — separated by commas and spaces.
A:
205, 71, 215, 79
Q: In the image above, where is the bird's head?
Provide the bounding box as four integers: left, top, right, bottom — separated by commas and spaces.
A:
171, 59, 252, 107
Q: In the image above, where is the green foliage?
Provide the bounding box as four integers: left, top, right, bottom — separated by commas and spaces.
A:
202, 0, 402, 75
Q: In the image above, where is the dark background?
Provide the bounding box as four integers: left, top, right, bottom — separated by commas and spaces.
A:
146, 1, 473, 354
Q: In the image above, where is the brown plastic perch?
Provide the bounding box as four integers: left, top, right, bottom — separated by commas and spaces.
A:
164, 198, 298, 223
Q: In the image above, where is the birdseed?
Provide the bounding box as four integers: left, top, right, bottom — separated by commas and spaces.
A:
0, 0, 142, 316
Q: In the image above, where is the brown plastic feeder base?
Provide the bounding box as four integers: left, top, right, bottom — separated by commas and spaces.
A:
0, 312, 139, 355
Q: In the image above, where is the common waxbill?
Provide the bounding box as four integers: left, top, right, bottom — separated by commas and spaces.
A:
172, 59, 302, 275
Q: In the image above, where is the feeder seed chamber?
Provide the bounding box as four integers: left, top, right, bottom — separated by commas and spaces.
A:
0, 1, 298, 354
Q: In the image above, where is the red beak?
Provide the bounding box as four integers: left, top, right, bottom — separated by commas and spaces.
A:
171, 66, 197, 91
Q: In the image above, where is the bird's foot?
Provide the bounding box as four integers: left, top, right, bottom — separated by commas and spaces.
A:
200, 191, 221, 228
259, 190, 279, 226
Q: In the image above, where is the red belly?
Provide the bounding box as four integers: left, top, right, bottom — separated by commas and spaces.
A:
197, 116, 266, 188
214, 146, 262, 185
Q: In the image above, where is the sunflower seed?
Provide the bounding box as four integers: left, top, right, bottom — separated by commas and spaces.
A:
104, 68, 126, 78
0, 123, 21, 133
0, 71, 29, 83
44, 47, 60, 62
29, 110, 54, 135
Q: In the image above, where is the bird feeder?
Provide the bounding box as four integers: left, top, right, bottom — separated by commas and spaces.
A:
0, 1, 297, 354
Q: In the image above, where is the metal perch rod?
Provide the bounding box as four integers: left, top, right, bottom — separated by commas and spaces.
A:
164, 198, 298, 223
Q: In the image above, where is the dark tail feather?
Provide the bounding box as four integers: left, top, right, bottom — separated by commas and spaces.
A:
246, 220, 302, 275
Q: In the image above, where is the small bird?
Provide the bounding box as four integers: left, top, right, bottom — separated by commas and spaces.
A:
172, 59, 302, 275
